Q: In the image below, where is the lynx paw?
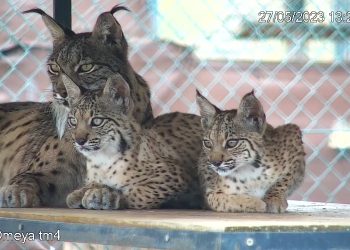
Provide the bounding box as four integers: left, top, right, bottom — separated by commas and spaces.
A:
264, 196, 288, 213
0, 185, 40, 208
249, 199, 267, 213
66, 189, 85, 208
82, 187, 121, 210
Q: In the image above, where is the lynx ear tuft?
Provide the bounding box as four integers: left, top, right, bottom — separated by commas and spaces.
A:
110, 4, 130, 15
92, 5, 129, 46
23, 8, 74, 41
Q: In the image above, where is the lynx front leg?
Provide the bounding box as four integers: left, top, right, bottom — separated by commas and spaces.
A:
81, 185, 123, 210
0, 171, 51, 208
264, 159, 305, 213
0, 158, 85, 208
66, 184, 96, 209
206, 192, 266, 213
0, 168, 71, 207
67, 182, 122, 210
263, 190, 288, 213
263, 177, 291, 213
0, 181, 40, 208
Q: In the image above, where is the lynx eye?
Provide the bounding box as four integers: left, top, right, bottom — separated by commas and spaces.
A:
68, 116, 77, 127
226, 139, 238, 149
78, 64, 95, 73
203, 139, 212, 149
47, 63, 60, 75
91, 117, 104, 127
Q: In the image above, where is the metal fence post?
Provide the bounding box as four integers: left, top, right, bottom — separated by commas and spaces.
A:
53, 0, 71, 29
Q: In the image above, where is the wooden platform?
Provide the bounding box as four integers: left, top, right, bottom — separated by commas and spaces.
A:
0, 201, 349, 249
0, 201, 350, 232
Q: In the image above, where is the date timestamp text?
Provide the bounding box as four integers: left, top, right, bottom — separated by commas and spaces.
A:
258, 11, 350, 23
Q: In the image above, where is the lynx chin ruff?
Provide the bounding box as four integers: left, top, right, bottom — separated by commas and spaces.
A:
63, 74, 200, 209
196, 90, 305, 213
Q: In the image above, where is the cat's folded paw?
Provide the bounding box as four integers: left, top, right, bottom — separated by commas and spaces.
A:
0, 185, 40, 208
82, 187, 121, 210
264, 196, 288, 213
251, 199, 267, 213
66, 189, 85, 208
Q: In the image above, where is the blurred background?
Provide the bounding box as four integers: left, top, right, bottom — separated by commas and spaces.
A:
1, 0, 350, 205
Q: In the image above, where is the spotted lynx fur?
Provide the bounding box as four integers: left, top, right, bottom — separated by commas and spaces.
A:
196, 91, 305, 213
62, 74, 199, 209
0, 6, 202, 208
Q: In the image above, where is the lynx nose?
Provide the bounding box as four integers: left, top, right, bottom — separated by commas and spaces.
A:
54, 90, 67, 99
211, 160, 223, 167
76, 138, 87, 146
60, 91, 67, 98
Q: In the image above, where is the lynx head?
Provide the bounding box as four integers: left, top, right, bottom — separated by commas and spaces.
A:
23, 5, 148, 137
62, 73, 137, 160
196, 90, 266, 176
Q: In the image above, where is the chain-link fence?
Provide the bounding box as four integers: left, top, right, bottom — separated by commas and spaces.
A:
1, 0, 350, 204
1, 0, 350, 249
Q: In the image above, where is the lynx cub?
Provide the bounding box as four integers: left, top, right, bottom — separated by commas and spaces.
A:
64, 74, 199, 209
196, 90, 305, 213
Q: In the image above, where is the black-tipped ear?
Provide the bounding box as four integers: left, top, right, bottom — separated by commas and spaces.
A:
61, 74, 81, 106
196, 90, 220, 130
22, 8, 74, 41
103, 75, 133, 115
238, 90, 266, 134
92, 5, 129, 46
110, 4, 130, 15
